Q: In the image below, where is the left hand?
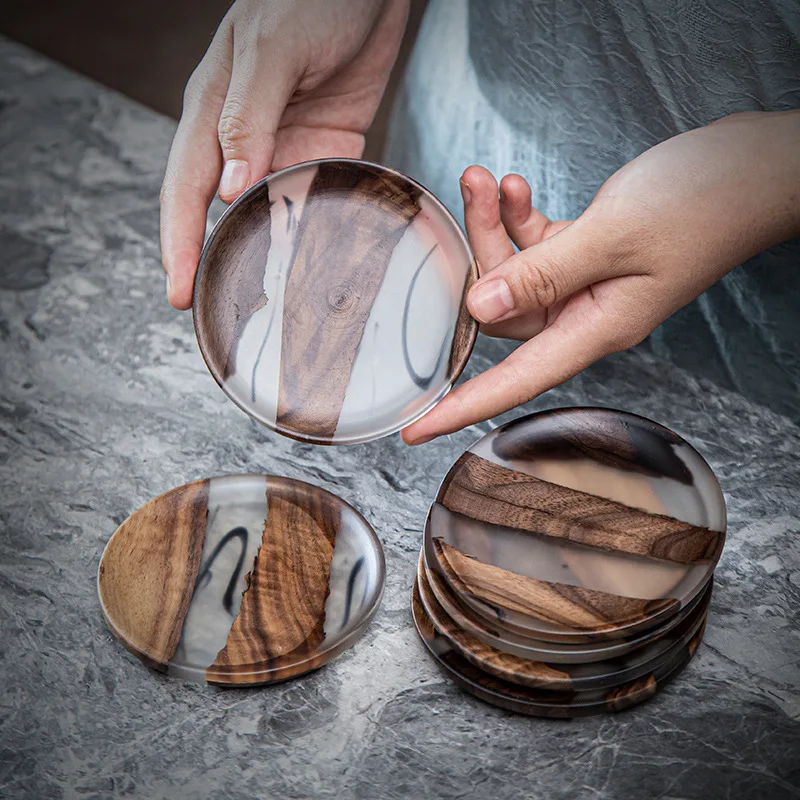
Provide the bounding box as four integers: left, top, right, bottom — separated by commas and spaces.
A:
401, 110, 800, 445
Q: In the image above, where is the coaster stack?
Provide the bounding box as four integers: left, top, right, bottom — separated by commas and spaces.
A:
412, 408, 727, 718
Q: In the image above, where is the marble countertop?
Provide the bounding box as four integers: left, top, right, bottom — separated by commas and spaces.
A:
1, 38, 799, 800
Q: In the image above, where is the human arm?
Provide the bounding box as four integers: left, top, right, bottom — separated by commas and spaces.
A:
402, 110, 800, 444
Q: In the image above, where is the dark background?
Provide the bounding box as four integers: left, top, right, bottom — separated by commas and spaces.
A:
0, 0, 427, 160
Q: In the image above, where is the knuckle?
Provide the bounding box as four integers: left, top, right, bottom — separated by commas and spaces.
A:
217, 110, 253, 152
515, 259, 560, 308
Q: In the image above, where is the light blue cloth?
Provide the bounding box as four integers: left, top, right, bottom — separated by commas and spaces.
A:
385, 0, 800, 421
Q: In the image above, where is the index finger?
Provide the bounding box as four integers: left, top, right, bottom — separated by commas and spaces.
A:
401, 292, 613, 444
160, 45, 230, 309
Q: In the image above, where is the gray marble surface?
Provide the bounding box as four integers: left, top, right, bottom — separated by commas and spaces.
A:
0, 37, 798, 800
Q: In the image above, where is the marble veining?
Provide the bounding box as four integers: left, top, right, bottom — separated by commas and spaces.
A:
1, 37, 799, 800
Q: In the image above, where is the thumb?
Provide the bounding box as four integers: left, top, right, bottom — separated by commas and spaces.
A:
466, 215, 620, 325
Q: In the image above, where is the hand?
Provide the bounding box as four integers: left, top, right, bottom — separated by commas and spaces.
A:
402, 110, 800, 445
160, 0, 409, 309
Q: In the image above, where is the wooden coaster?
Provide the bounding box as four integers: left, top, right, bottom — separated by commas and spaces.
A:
416, 550, 710, 691
411, 579, 706, 718
98, 475, 384, 686
423, 548, 712, 664
193, 158, 478, 445
426, 408, 726, 642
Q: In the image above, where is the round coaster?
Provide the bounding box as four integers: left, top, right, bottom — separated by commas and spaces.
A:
423, 549, 711, 664
412, 579, 706, 718
416, 550, 710, 691
194, 158, 478, 445
426, 407, 726, 642
98, 475, 385, 686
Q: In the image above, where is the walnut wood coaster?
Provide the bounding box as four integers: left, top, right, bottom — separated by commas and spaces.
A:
193, 158, 478, 445
426, 408, 727, 643
98, 475, 385, 686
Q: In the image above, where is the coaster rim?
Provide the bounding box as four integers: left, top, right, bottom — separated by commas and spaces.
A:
412, 577, 705, 718
416, 549, 710, 691
422, 545, 712, 664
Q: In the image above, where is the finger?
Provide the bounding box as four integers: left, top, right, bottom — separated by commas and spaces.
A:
160, 30, 232, 310
499, 174, 570, 249
461, 165, 515, 276
466, 215, 621, 325
402, 290, 618, 444
216, 28, 301, 203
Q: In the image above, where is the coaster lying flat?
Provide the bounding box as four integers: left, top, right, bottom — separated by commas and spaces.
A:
98, 475, 384, 685
426, 408, 726, 642
194, 158, 478, 445
416, 550, 710, 691
423, 549, 711, 664
412, 580, 706, 718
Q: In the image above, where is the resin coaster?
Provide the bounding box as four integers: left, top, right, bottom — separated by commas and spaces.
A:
416, 550, 710, 691
423, 549, 711, 664
98, 475, 384, 685
193, 158, 478, 445
425, 408, 726, 642
412, 580, 705, 718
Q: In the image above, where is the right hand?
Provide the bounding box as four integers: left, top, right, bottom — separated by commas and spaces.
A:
160, 0, 409, 309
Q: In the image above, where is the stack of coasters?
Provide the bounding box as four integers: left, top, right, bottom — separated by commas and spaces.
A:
412, 408, 726, 717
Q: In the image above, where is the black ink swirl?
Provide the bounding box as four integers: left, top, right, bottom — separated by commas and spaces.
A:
341, 555, 365, 630
195, 526, 249, 615
401, 243, 450, 389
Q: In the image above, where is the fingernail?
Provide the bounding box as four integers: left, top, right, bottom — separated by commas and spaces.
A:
219, 159, 250, 199
469, 278, 514, 323
165, 273, 172, 298
460, 179, 471, 204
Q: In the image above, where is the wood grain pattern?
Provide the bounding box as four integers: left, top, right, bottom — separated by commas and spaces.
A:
417, 551, 710, 692
433, 538, 676, 631
604, 675, 657, 710
489, 408, 693, 484
438, 453, 723, 564
276, 162, 422, 439
411, 579, 704, 718
415, 553, 574, 688
195, 185, 272, 380
423, 551, 680, 664
426, 544, 712, 664
207, 481, 340, 685
98, 480, 209, 670
447, 260, 478, 378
